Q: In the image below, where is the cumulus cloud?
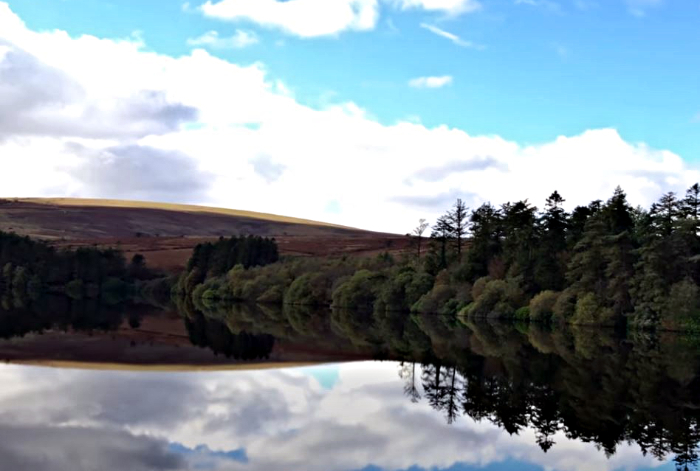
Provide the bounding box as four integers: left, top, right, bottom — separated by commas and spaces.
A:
390, 189, 477, 210
60, 143, 212, 203
199, 0, 380, 38
186, 29, 258, 48
410, 156, 506, 182
0, 2, 698, 234
0, 41, 197, 140
0, 423, 187, 471
419, 23, 483, 48
388, 0, 481, 15
198, 0, 481, 38
408, 75, 453, 88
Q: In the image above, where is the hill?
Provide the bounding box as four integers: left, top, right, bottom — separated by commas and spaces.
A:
0, 198, 410, 272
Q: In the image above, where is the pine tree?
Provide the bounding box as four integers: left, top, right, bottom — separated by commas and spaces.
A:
566, 214, 607, 299
464, 203, 503, 281
501, 200, 538, 292
448, 199, 469, 258
535, 191, 569, 291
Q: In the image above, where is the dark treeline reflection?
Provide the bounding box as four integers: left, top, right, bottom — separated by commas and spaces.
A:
3, 293, 700, 469
404, 322, 700, 471
0, 294, 277, 361
184, 312, 275, 360
0, 294, 130, 338
177, 299, 700, 470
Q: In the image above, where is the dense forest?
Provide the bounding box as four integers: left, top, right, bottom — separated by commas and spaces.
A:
3, 183, 699, 331
177, 185, 700, 332
0, 231, 159, 301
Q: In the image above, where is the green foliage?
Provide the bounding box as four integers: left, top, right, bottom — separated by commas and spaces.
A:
169, 182, 700, 331
187, 235, 279, 276
332, 269, 384, 310
571, 292, 616, 326
552, 288, 577, 323
529, 290, 559, 322
471, 276, 492, 300
412, 271, 459, 314
515, 306, 530, 320
285, 273, 332, 306
662, 278, 700, 331
468, 278, 525, 319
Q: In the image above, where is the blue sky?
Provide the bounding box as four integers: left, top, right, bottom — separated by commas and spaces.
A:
9, 0, 699, 157
1, 0, 699, 231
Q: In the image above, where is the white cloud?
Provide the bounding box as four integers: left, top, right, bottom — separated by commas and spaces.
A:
388, 0, 481, 15
408, 75, 453, 88
0, 2, 698, 234
199, 0, 481, 38
199, 0, 380, 38
187, 29, 259, 49
0, 362, 673, 471
419, 23, 483, 49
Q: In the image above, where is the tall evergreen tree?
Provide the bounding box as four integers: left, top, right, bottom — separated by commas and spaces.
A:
464, 203, 503, 281
448, 199, 469, 258
501, 200, 538, 292
566, 213, 608, 299
429, 216, 453, 271
601, 187, 637, 315
535, 191, 568, 291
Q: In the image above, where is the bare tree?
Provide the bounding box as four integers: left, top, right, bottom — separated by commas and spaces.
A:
412, 218, 430, 257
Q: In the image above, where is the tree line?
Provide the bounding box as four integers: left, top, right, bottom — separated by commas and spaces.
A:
419, 185, 699, 330
175, 184, 700, 331
0, 231, 160, 301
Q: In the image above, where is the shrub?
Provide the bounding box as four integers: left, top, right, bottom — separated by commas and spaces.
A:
412, 284, 456, 314
258, 285, 284, 304
285, 273, 332, 306
529, 290, 559, 322
571, 292, 615, 326
471, 276, 492, 300
515, 306, 530, 320
662, 278, 700, 331
469, 278, 524, 319
552, 287, 577, 323
332, 270, 383, 310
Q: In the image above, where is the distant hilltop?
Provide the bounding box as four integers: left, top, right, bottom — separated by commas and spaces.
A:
0, 198, 410, 272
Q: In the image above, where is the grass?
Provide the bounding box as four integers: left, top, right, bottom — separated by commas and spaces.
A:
15, 197, 353, 229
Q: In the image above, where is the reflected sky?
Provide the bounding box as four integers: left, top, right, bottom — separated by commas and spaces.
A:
0, 362, 675, 471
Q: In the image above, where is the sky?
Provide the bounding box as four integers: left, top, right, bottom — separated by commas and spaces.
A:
0, 361, 677, 471
0, 0, 699, 232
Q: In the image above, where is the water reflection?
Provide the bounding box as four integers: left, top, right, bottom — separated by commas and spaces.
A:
0, 297, 698, 470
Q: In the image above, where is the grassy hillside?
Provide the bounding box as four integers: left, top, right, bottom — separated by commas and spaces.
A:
0, 198, 410, 272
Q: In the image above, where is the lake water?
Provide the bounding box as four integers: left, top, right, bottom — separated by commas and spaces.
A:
0, 298, 697, 471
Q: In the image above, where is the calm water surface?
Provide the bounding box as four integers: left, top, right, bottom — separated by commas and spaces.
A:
0, 298, 697, 471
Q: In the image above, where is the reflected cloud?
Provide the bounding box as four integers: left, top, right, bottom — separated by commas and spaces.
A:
0, 362, 672, 471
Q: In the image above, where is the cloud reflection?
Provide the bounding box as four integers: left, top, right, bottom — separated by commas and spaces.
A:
0, 363, 673, 471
